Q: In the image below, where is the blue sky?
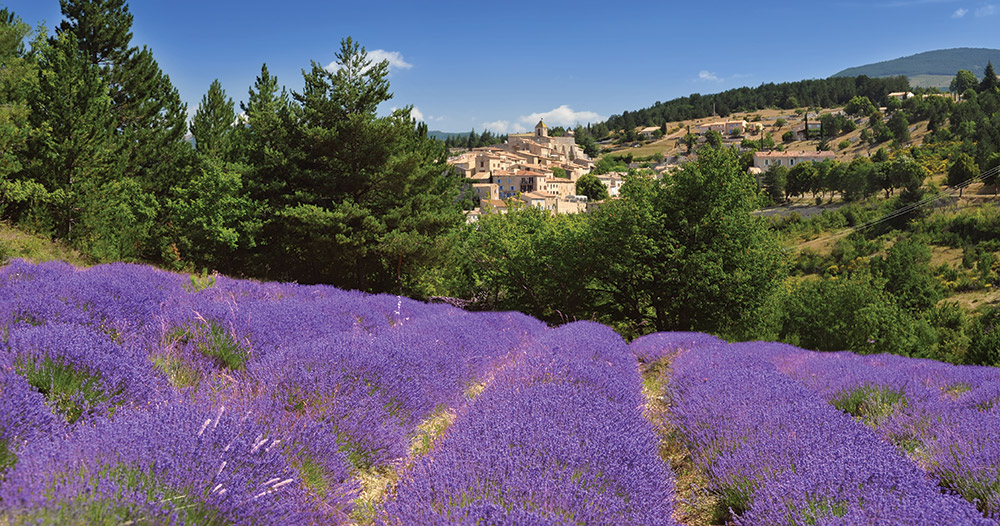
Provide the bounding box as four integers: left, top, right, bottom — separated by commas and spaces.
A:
3, 0, 999, 133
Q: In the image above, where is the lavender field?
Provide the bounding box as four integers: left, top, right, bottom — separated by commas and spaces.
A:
0, 260, 998, 525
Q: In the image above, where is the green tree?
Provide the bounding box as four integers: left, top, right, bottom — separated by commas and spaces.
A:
0, 9, 36, 183
573, 125, 599, 157
870, 239, 942, 313
763, 164, 788, 203
886, 155, 927, 196
820, 113, 839, 138
969, 306, 1000, 366
780, 270, 927, 356
980, 62, 998, 93
951, 69, 978, 95
887, 111, 910, 143
59, 0, 192, 259
872, 147, 889, 163
551, 167, 568, 179
592, 156, 627, 175
841, 158, 874, 201
704, 129, 723, 148
262, 37, 464, 294
844, 95, 876, 118
787, 161, 817, 199
166, 162, 260, 272
190, 79, 235, 160
447, 208, 594, 322
681, 132, 697, 153
24, 30, 120, 243
760, 133, 775, 150
590, 148, 785, 338
233, 63, 294, 206
0, 9, 44, 228
575, 173, 609, 201
948, 152, 978, 197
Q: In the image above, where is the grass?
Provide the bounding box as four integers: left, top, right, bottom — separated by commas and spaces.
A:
14, 355, 121, 425
168, 320, 249, 371
408, 404, 455, 457
830, 384, 908, 427
152, 353, 201, 389
0, 440, 16, 478
0, 221, 88, 266
348, 390, 464, 524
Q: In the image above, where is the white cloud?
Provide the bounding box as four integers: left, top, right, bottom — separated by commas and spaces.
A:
953, 7, 968, 16
482, 120, 526, 134
410, 106, 425, 122
698, 70, 720, 81
517, 105, 603, 128
976, 4, 996, 16
325, 49, 413, 73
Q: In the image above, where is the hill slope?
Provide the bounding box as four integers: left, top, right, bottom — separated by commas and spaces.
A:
833, 47, 1000, 87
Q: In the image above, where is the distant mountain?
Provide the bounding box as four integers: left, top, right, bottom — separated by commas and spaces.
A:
429, 130, 469, 141
833, 48, 1000, 89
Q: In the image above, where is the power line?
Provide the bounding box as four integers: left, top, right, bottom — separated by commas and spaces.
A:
787, 164, 1000, 252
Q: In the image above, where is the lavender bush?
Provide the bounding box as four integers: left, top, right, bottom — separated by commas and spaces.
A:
652, 337, 994, 525
383, 322, 678, 526
758, 344, 1000, 519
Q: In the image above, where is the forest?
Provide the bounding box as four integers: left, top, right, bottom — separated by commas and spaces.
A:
0, 1, 465, 295
600, 75, 912, 132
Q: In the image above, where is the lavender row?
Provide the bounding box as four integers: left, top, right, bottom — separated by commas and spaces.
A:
382, 322, 677, 526
636, 333, 994, 525
0, 260, 550, 523
756, 343, 1000, 519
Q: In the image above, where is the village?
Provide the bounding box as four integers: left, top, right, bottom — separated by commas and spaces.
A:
449, 112, 863, 221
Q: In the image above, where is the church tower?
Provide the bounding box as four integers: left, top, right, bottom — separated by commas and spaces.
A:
535, 119, 548, 138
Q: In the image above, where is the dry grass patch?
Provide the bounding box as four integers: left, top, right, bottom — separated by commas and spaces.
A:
0, 221, 89, 266
930, 245, 964, 268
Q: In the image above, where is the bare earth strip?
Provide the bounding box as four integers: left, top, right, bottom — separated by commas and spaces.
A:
640, 355, 731, 526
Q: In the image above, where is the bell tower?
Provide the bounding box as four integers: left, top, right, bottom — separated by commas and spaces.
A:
535, 119, 548, 138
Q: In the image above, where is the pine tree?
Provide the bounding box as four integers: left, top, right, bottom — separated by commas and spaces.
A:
26, 31, 120, 241
59, 0, 190, 194
981, 62, 999, 93
190, 79, 235, 159
234, 63, 294, 205
58, 0, 132, 66
0, 9, 36, 182
262, 37, 464, 293
58, 0, 191, 260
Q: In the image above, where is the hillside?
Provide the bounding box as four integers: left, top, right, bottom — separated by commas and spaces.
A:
428, 130, 466, 141
0, 259, 998, 524
833, 47, 1000, 89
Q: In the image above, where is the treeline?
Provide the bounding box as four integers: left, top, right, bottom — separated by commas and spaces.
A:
604, 75, 910, 130
0, 2, 464, 294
